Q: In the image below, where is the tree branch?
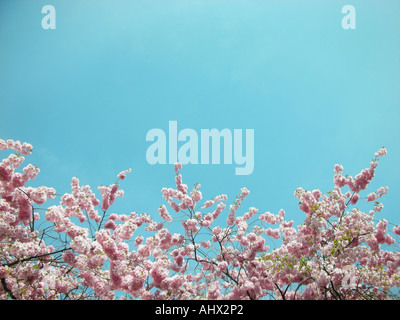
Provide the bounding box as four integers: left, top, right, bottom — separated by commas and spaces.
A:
1, 278, 17, 300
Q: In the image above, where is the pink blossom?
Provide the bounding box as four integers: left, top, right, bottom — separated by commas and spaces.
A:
114, 220, 137, 240
0, 166, 12, 182
374, 147, 387, 158
104, 220, 117, 230
265, 228, 280, 239
350, 193, 360, 205
158, 205, 172, 222
212, 226, 222, 235
1, 141, 399, 300
243, 207, 258, 221
367, 186, 389, 202
348, 167, 375, 193
259, 211, 282, 225
117, 168, 131, 180
17, 197, 32, 222
182, 218, 200, 234
334, 174, 347, 188
201, 194, 227, 209
134, 235, 144, 246
212, 203, 226, 220
62, 250, 77, 266
207, 280, 221, 299
0, 139, 33, 155
175, 174, 188, 194
312, 189, 322, 201
367, 192, 377, 202
200, 240, 211, 249
98, 183, 124, 211
150, 264, 169, 284
71, 235, 91, 255
334, 164, 343, 174
174, 162, 182, 174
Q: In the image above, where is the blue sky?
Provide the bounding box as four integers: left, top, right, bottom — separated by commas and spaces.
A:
1, 0, 399, 234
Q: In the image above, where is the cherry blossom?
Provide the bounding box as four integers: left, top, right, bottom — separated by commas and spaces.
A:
0, 140, 399, 300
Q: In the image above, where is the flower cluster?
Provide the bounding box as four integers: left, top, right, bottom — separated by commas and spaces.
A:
1, 140, 399, 300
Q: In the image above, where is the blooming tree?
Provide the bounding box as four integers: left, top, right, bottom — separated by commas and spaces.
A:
0, 138, 399, 300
